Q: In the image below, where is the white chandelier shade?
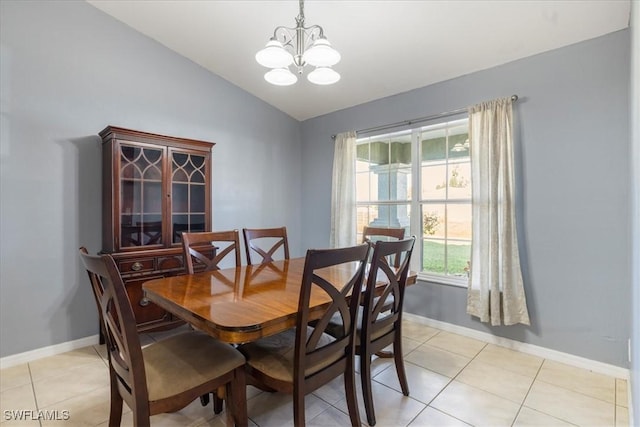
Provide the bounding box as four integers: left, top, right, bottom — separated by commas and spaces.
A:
256, 0, 340, 86
255, 40, 294, 69
302, 38, 341, 67
307, 66, 340, 85
264, 68, 298, 86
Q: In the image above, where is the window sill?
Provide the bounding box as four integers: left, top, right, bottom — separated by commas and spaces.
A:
417, 272, 468, 288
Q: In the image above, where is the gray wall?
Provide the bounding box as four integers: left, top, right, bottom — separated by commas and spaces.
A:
630, 0, 639, 421
301, 30, 632, 368
0, 1, 302, 358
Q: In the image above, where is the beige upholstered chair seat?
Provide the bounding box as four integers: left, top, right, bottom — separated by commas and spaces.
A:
143, 332, 245, 402
326, 307, 394, 342
239, 327, 339, 383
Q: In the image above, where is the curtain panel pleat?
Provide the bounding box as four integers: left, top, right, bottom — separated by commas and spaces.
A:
330, 131, 357, 248
467, 98, 530, 326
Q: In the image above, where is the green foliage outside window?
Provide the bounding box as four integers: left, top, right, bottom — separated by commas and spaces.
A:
422, 240, 470, 276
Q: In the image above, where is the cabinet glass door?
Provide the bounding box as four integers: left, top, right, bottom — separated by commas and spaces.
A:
171, 151, 207, 244
119, 145, 164, 248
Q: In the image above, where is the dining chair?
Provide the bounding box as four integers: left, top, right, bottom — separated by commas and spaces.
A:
181, 230, 242, 410
78, 249, 248, 427
238, 243, 370, 426
80, 247, 107, 345
327, 237, 415, 426
242, 226, 290, 265
361, 226, 406, 267
182, 230, 241, 273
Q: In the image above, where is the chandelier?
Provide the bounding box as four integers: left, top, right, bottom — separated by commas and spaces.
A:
255, 0, 341, 86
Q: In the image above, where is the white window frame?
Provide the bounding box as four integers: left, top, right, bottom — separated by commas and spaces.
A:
355, 117, 470, 287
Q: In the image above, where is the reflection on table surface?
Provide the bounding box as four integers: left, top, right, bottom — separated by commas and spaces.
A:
142, 257, 415, 343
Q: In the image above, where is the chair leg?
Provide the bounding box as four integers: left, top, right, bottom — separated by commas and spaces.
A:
293, 391, 306, 427
393, 335, 409, 396
345, 355, 362, 427
213, 387, 224, 414
132, 398, 151, 427
360, 350, 376, 426
200, 393, 210, 406
108, 372, 123, 427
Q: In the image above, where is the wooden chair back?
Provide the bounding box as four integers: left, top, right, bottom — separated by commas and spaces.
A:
78, 248, 248, 426
294, 244, 369, 391
362, 226, 406, 267
242, 226, 290, 265
79, 247, 107, 343
240, 243, 370, 426
362, 236, 415, 348
182, 230, 241, 274
79, 250, 150, 416
359, 236, 416, 426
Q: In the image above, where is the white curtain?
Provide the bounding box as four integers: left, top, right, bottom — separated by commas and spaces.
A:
330, 131, 357, 248
466, 98, 530, 326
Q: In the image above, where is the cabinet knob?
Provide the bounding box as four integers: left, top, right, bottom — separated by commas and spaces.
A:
139, 297, 150, 307
131, 262, 143, 271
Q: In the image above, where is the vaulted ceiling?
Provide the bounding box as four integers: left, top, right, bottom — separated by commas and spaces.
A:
87, 1, 630, 121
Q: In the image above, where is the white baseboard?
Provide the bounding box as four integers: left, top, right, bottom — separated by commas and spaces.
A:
403, 313, 630, 380
0, 316, 631, 382
0, 335, 100, 370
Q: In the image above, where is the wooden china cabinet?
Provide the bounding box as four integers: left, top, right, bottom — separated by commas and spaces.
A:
100, 126, 215, 335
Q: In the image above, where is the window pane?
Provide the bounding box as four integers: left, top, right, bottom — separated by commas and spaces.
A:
190, 184, 205, 212
356, 143, 370, 169
447, 203, 472, 240
143, 182, 162, 213
357, 205, 378, 242
422, 204, 445, 239
446, 241, 471, 277
356, 158, 369, 173
172, 214, 188, 243
390, 136, 411, 164
421, 130, 447, 162
369, 204, 410, 230
140, 215, 162, 246
396, 166, 412, 200
190, 214, 205, 233
448, 162, 471, 199
355, 171, 370, 202
374, 168, 390, 201
421, 163, 447, 200
423, 239, 445, 274
172, 183, 188, 213
371, 140, 390, 166
448, 125, 469, 161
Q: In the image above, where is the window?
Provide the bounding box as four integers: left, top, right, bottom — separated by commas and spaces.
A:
355, 118, 471, 286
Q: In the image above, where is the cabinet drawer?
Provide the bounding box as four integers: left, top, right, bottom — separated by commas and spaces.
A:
124, 275, 167, 325
119, 258, 154, 273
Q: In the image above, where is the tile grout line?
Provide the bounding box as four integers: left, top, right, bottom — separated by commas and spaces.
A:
26, 362, 43, 427
524, 359, 586, 426
509, 354, 545, 427
418, 325, 623, 425
532, 368, 619, 407
406, 338, 487, 426
365, 326, 446, 427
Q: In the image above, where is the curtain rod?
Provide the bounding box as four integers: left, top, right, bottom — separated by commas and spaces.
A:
331, 94, 518, 139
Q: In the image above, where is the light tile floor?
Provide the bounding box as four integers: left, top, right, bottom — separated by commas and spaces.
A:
0, 320, 630, 426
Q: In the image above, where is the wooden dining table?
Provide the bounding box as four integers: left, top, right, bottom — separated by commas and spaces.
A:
142, 257, 417, 344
